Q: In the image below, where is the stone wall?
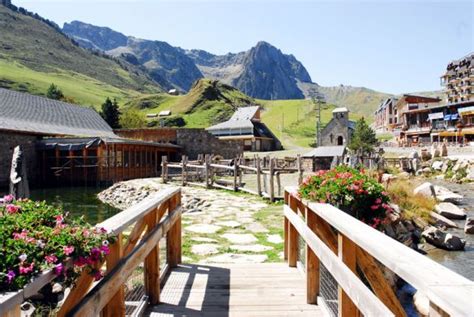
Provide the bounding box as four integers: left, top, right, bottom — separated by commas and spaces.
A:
115, 128, 243, 160
0, 131, 38, 190
320, 119, 352, 147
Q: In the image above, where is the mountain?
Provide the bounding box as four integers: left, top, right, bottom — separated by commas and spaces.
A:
62, 21, 315, 100
125, 78, 257, 127
0, 4, 161, 106
63, 21, 204, 92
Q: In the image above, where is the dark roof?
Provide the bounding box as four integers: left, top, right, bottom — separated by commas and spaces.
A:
303, 146, 346, 158
0, 88, 116, 137
348, 120, 356, 130
36, 137, 181, 151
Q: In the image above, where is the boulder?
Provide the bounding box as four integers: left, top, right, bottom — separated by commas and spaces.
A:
422, 226, 466, 251
466, 166, 474, 181
381, 173, 396, 183
434, 186, 463, 204
398, 171, 410, 179
413, 182, 436, 198
408, 151, 419, 159
420, 149, 431, 161
430, 144, 440, 158
430, 212, 458, 228
441, 143, 448, 156
431, 160, 443, 170
465, 218, 474, 234
422, 167, 431, 175
441, 161, 449, 173
435, 203, 466, 219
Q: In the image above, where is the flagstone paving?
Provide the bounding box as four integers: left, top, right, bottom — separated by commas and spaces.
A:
98, 178, 285, 264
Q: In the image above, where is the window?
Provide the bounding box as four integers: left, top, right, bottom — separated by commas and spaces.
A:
337, 136, 343, 145
330, 134, 334, 144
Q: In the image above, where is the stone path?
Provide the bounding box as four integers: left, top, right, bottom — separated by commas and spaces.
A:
99, 178, 285, 264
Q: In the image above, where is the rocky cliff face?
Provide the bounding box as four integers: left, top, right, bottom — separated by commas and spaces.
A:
62, 22, 315, 99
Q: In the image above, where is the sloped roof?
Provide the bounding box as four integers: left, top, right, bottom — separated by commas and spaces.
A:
36, 137, 180, 151
229, 106, 260, 121
333, 107, 348, 113
0, 88, 115, 137
206, 119, 254, 131
303, 146, 346, 158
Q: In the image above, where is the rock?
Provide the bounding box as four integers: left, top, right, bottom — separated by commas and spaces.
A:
381, 173, 396, 182
414, 291, 430, 316
222, 233, 258, 244
430, 212, 458, 228
422, 167, 431, 175
52, 283, 63, 293
441, 143, 448, 156
420, 149, 431, 161
185, 224, 222, 234
413, 182, 436, 198
434, 186, 463, 204
201, 253, 267, 264
465, 218, 474, 234
441, 161, 449, 173
191, 244, 219, 256
267, 234, 283, 244
435, 203, 466, 219
422, 227, 466, 251
430, 145, 440, 158
229, 244, 273, 252
431, 160, 443, 170
398, 171, 410, 179
192, 237, 218, 243
409, 151, 419, 159
466, 166, 474, 180
215, 220, 241, 228
245, 222, 269, 233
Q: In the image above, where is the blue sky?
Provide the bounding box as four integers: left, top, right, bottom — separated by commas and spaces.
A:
15, 0, 473, 94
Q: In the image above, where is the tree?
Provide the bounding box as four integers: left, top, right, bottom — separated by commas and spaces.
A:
100, 97, 121, 129
119, 109, 146, 129
46, 83, 64, 100
348, 117, 378, 157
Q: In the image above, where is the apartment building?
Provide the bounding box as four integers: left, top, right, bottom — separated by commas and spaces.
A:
441, 53, 474, 105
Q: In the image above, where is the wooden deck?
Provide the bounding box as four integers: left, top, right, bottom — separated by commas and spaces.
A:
146, 263, 323, 317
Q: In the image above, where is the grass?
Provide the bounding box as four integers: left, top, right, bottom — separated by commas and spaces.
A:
0, 59, 143, 108
386, 179, 436, 222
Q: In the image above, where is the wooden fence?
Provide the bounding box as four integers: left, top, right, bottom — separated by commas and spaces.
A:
0, 187, 182, 317
161, 154, 303, 202
284, 186, 474, 317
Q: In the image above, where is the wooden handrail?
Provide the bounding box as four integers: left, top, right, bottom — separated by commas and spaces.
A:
284, 206, 394, 316
284, 186, 474, 317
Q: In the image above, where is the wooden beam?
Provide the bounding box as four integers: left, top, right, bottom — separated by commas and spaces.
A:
167, 193, 182, 267
288, 194, 298, 267
338, 233, 359, 317
144, 209, 160, 305
256, 156, 262, 196
305, 206, 320, 305
102, 233, 125, 317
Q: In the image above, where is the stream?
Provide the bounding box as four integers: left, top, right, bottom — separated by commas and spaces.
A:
426, 179, 474, 281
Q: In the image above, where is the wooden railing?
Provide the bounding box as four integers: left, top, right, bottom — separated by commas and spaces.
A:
284, 186, 474, 317
0, 187, 182, 317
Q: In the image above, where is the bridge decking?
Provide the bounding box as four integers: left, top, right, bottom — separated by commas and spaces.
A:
146, 263, 323, 317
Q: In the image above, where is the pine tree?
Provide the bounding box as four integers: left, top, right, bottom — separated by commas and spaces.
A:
100, 97, 121, 129
348, 117, 378, 157
46, 83, 64, 100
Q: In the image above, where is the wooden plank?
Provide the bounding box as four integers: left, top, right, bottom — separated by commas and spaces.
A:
281, 186, 474, 317
288, 195, 298, 267
269, 158, 275, 202
256, 156, 262, 196
338, 233, 359, 317
167, 193, 182, 268
283, 191, 289, 261
283, 206, 393, 317
209, 163, 234, 170
69, 206, 182, 316
123, 218, 147, 256
98, 187, 180, 235
305, 207, 320, 305
145, 210, 161, 305
102, 233, 125, 317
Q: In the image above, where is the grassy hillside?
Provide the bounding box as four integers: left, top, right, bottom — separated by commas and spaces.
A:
0, 5, 160, 107
125, 79, 257, 127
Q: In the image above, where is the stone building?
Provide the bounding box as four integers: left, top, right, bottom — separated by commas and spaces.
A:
319, 107, 355, 146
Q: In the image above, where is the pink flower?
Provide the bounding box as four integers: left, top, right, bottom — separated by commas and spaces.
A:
55, 215, 64, 225
54, 263, 64, 276
13, 230, 28, 240
73, 256, 87, 267
63, 245, 75, 256
3, 194, 14, 204
375, 198, 382, 204
45, 254, 58, 264
90, 247, 101, 260
93, 270, 103, 281
370, 205, 379, 210
6, 204, 19, 214
19, 262, 34, 275
100, 245, 110, 255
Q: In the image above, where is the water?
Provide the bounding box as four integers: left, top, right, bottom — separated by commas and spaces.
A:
30, 187, 120, 225
426, 180, 474, 281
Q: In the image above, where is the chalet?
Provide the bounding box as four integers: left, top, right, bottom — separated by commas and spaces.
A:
206, 106, 282, 151
0, 88, 179, 188
302, 145, 347, 171
319, 107, 355, 146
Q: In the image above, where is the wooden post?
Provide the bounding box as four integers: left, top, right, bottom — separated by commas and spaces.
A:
283, 191, 289, 261
233, 158, 238, 191
238, 156, 243, 187
305, 207, 320, 304
161, 156, 168, 183
288, 194, 298, 267
102, 233, 125, 317
144, 210, 161, 305
167, 192, 182, 267
256, 156, 262, 196
204, 154, 211, 188
276, 172, 281, 196
269, 158, 275, 202
181, 155, 187, 186
297, 154, 303, 185
338, 233, 359, 317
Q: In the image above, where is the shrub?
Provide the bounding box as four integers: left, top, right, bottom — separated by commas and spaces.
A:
298, 166, 392, 228
0, 195, 114, 291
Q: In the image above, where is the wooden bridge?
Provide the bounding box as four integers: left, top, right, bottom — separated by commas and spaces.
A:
1, 187, 473, 317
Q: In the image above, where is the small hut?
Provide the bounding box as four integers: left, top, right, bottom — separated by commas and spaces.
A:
302, 146, 347, 171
